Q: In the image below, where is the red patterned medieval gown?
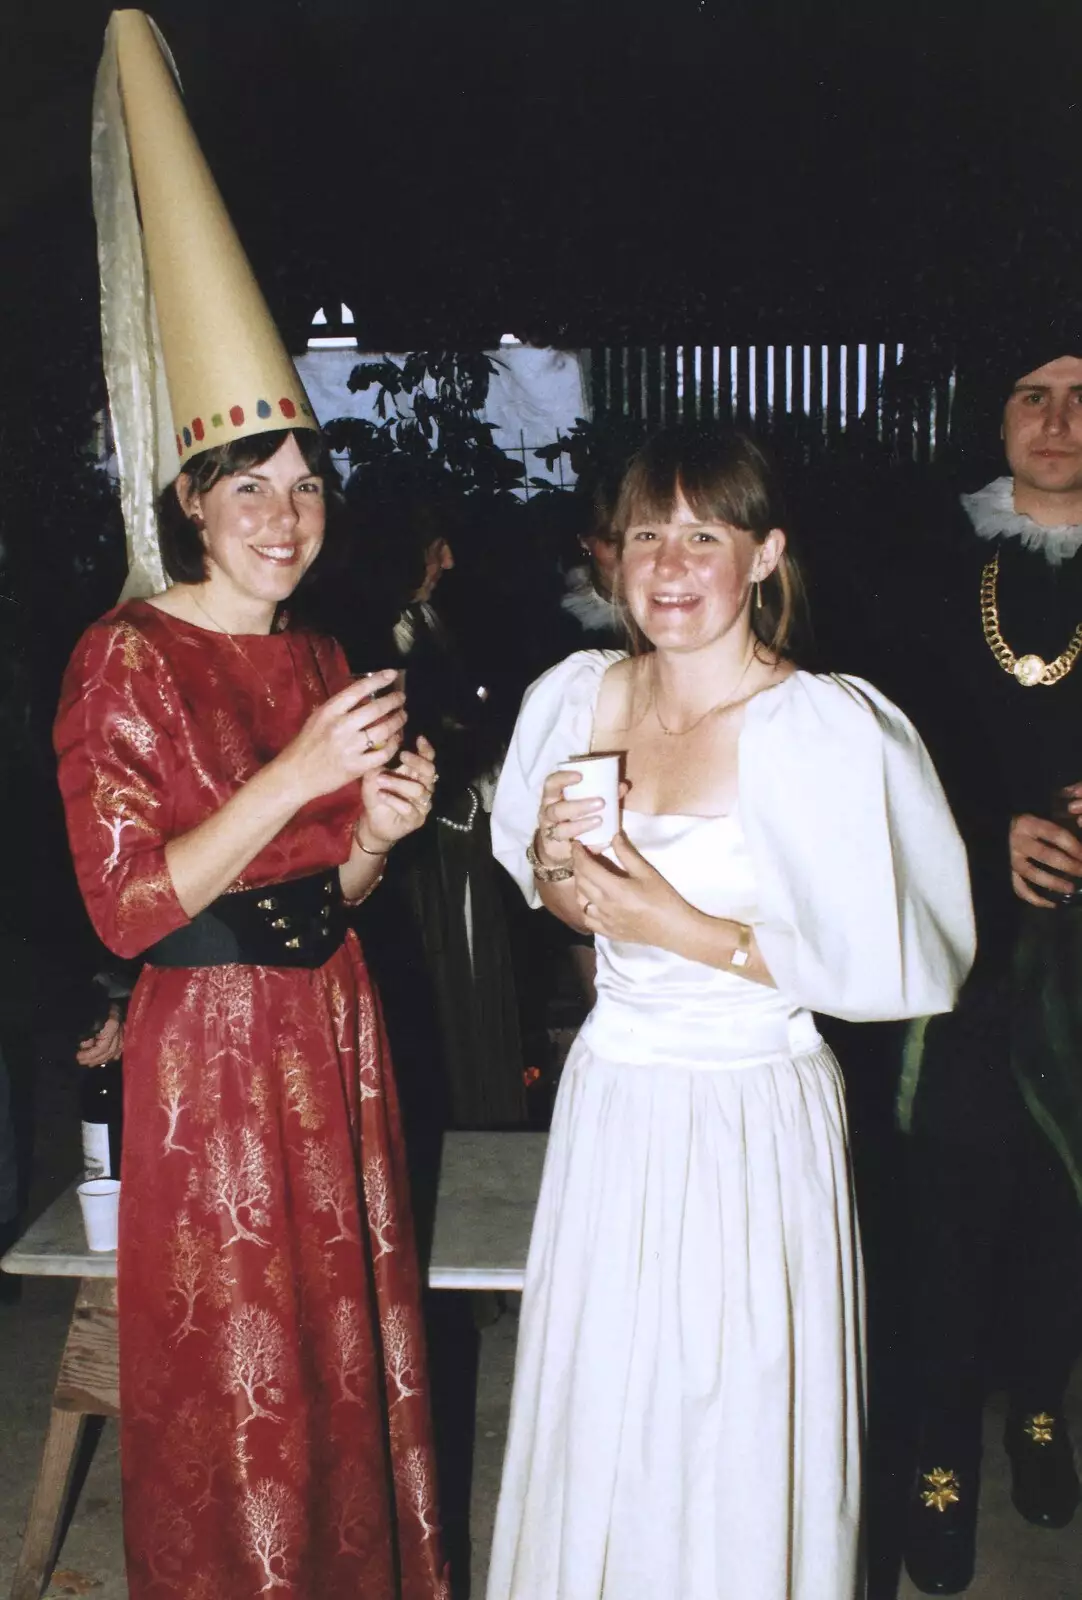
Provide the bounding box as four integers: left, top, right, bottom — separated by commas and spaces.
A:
54, 601, 449, 1600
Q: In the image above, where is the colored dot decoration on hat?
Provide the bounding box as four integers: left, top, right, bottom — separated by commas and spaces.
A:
176, 399, 314, 453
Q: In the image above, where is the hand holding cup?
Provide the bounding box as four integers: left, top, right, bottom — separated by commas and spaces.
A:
280, 671, 406, 805
536, 754, 622, 866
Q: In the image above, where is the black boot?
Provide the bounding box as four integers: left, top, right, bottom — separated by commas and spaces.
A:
903, 1458, 979, 1595
1004, 1410, 1080, 1528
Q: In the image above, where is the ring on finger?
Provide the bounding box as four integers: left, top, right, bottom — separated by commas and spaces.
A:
361, 729, 373, 753
544, 822, 558, 840
582, 900, 596, 918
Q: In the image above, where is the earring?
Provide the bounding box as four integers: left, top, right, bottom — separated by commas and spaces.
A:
754, 579, 763, 610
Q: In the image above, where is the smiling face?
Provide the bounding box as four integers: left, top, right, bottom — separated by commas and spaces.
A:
1003, 355, 1082, 503
177, 433, 326, 620
621, 491, 784, 655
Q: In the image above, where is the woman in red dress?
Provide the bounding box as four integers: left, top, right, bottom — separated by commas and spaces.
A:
55, 425, 450, 1599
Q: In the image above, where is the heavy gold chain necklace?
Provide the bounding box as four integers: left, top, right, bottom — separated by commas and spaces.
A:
979, 553, 1082, 688
189, 590, 278, 705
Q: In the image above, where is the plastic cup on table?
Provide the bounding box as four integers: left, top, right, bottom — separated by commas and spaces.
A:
77, 1178, 120, 1252
556, 754, 622, 848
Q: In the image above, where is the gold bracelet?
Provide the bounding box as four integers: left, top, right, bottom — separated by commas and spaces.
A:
526, 837, 574, 884
729, 924, 751, 969
357, 838, 392, 857
343, 855, 387, 906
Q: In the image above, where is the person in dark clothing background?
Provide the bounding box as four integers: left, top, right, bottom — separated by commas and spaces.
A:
333, 459, 527, 1151
318, 459, 528, 1597
869, 321, 1082, 1596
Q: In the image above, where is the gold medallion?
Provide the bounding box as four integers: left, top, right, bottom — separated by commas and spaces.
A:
1013, 653, 1048, 687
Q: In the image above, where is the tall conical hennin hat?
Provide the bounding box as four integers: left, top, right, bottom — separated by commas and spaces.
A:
92, 10, 317, 596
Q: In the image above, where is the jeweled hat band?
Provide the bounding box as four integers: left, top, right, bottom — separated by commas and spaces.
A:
175, 395, 316, 459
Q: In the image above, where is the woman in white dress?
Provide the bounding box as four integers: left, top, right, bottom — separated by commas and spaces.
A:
487, 427, 976, 1600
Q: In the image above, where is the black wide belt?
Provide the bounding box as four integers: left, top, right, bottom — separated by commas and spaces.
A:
147, 869, 347, 969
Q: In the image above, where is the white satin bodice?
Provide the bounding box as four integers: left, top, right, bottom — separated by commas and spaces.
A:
582, 810, 822, 1071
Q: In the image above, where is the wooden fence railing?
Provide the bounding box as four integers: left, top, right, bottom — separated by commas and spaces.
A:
587, 343, 956, 463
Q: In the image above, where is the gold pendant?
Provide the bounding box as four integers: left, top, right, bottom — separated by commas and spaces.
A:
1013, 654, 1048, 687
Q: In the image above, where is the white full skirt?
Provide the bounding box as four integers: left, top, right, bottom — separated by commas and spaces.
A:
486, 1039, 865, 1600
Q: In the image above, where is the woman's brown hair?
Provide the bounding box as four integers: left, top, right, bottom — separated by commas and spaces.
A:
611, 426, 808, 660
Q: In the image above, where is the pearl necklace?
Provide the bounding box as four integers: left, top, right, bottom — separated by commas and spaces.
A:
189, 590, 278, 706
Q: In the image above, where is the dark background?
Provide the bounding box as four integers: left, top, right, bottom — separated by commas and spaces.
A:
1, 0, 1080, 987
4, 0, 1081, 349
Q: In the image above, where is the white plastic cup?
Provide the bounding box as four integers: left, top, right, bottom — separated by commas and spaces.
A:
77, 1178, 120, 1253
557, 754, 621, 848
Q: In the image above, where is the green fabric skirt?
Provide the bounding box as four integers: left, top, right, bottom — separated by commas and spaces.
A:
1012, 903, 1082, 1207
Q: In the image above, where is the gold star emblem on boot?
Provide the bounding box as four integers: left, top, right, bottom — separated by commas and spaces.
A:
1023, 1412, 1055, 1445
920, 1467, 962, 1512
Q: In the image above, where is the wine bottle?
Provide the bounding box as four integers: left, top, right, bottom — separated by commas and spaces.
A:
80, 1060, 123, 1180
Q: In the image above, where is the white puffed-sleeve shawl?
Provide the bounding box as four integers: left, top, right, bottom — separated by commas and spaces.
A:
492, 657, 975, 1022
740, 673, 974, 1021
492, 650, 623, 908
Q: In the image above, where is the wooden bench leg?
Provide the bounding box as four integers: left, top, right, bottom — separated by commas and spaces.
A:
9, 1277, 119, 1600
9, 1407, 86, 1600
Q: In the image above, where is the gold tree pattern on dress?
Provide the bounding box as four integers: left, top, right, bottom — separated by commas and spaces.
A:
158, 1029, 195, 1155
277, 1415, 306, 1476
264, 1250, 292, 1313
302, 1139, 358, 1244
167, 1210, 211, 1342
205, 1125, 272, 1248
127, 1311, 167, 1423
328, 977, 352, 1052
355, 986, 382, 1101
164, 1393, 233, 1511
213, 707, 255, 782
396, 1446, 438, 1542
116, 865, 176, 929
113, 711, 158, 759
363, 1153, 396, 1259
201, 967, 256, 1067
333, 1460, 374, 1559
241, 1478, 301, 1592
330, 1296, 369, 1404
220, 1304, 288, 1430
381, 1304, 420, 1404
182, 1574, 216, 1600
143, 1489, 194, 1590
279, 1042, 324, 1130
90, 765, 158, 873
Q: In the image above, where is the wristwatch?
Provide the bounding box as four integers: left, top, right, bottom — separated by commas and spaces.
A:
526, 838, 574, 883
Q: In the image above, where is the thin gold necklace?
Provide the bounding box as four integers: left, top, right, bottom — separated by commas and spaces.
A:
189, 590, 278, 706
651, 651, 754, 735
979, 552, 1082, 688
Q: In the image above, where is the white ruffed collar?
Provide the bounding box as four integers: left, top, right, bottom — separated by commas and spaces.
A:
961, 477, 1082, 566
560, 565, 621, 632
